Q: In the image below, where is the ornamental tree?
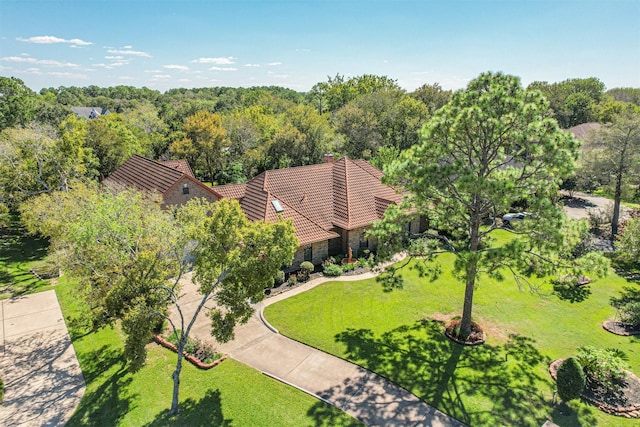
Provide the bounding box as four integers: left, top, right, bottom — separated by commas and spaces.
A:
375, 72, 608, 339
21, 189, 297, 415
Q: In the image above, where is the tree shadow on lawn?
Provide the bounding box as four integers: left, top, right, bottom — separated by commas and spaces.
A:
143, 389, 232, 427
309, 319, 598, 427
65, 345, 135, 427
0, 224, 50, 298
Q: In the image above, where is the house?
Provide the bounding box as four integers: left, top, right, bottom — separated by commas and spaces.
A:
103, 154, 221, 207
71, 107, 111, 119
215, 154, 426, 269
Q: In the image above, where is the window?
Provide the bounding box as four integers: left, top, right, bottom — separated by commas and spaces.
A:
183, 183, 190, 194
303, 246, 312, 262
272, 199, 284, 213
359, 234, 368, 249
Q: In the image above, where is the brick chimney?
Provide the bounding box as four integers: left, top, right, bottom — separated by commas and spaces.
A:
323, 153, 334, 164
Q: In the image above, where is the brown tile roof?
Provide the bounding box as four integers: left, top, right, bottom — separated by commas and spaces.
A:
212, 183, 246, 200
103, 154, 222, 199
159, 159, 195, 178
215, 157, 402, 245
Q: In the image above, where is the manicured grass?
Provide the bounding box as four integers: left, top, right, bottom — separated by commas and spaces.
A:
54, 270, 361, 426
2, 216, 361, 426
0, 217, 55, 299
265, 249, 640, 426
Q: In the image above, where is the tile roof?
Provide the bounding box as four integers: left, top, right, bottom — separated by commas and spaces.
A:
103, 154, 222, 199
159, 159, 195, 178
215, 157, 402, 245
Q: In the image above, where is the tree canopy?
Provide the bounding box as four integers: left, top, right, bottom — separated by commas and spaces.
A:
375, 72, 608, 338
20, 189, 298, 414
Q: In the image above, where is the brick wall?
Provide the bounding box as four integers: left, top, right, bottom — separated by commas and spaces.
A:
163, 177, 219, 207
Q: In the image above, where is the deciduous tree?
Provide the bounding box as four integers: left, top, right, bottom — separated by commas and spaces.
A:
20, 190, 298, 415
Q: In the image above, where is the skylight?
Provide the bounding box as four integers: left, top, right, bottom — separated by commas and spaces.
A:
271, 199, 284, 213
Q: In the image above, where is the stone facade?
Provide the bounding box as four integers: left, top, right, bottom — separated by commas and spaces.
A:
290, 241, 329, 270
162, 177, 219, 207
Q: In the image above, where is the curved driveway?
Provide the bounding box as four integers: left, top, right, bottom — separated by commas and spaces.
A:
174, 270, 466, 427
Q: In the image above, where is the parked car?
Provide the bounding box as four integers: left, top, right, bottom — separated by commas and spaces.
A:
502, 212, 531, 227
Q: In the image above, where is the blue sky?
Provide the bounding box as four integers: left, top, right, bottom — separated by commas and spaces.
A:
1, 0, 638, 93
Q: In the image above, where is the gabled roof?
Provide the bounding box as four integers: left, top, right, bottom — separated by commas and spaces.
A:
103, 154, 222, 199
71, 107, 110, 119
215, 157, 402, 245
159, 159, 195, 178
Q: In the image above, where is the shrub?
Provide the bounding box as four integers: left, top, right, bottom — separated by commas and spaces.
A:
576, 346, 629, 389
323, 264, 342, 277
300, 261, 314, 274
0, 377, 4, 402
273, 270, 285, 287
342, 262, 355, 272
556, 357, 586, 402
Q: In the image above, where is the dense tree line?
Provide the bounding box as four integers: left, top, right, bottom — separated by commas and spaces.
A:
1, 74, 639, 209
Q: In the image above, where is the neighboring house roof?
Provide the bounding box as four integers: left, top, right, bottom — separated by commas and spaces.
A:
159, 159, 195, 178
215, 157, 402, 245
103, 154, 221, 200
71, 107, 110, 119
567, 122, 601, 140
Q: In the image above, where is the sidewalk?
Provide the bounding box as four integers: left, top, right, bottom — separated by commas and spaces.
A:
0, 291, 85, 427
172, 266, 466, 426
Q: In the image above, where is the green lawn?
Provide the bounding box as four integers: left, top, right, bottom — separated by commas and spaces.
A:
265, 250, 640, 427
0, 217, 55, 299
1, 223, 361, 426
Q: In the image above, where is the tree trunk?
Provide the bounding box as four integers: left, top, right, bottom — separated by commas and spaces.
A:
611, 169, 623, 241
459, 206, 482, 338
169, 344, 184, 415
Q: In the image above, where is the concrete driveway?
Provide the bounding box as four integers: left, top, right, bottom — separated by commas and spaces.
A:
562, 191, 632, 221
0, 290, 85, 427
170, 271, 465, 426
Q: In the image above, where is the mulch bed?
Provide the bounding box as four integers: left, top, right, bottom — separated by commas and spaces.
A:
602, 321, 640, 336
549, 358, 640, 418
153, 335, 226, 370
444, 320, 486, 346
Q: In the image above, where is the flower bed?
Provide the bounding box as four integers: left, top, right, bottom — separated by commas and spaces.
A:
153, 335, 226, 370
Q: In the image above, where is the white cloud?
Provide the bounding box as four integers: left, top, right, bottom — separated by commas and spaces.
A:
273, 74, 289, 78
163, 64, 189, 71
17, 35, 93, 46
209, 66, 237, 71
105, 55, 124, 60
193, 56, 235, 64
267, 62, 282, 66
123, 45, 133, 49
244, 63, 261, 67
144, 69, 162, 73
1, 56, 78, 67
47, 71, 89, 79
119, 76, 134, 81
178, 78, 191, 82
152, 74, 171, 79
107, 49, 151, 57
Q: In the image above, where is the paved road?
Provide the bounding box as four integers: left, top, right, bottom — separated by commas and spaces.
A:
562, 191, 632, 220
0, 290, 85, 427
171, 270, 466, 427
